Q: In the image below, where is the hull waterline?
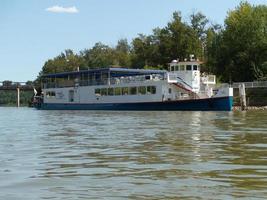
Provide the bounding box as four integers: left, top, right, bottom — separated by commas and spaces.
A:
35, 96, 233, 111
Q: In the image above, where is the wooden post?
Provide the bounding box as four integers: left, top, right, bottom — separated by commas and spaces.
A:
17, 87, 20, 107
239, 83, 247, 110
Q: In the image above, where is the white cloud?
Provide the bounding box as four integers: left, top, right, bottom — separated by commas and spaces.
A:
45, 5, 79, 14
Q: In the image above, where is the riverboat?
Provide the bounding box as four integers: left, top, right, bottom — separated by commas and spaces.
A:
34, 58, 233, 111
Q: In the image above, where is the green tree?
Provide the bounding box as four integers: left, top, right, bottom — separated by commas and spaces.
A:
214, 2, 267, 82
39, 49, 84, 75
131, 12, 203, 69
190, 12, 209, 60
159, 11, 201, 65
81, 42, 115, 68
114, 39, 131, 67
131, 33, 160, 68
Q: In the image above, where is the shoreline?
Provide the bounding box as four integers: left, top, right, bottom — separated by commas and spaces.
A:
1, 104, 267, 111
233, 106, 267, 111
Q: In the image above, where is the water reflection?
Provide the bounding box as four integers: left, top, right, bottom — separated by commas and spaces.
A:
0, 108, 267, 199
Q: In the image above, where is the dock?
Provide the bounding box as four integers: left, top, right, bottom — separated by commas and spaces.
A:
0, 81, 34, 107
232, 81, 267, 109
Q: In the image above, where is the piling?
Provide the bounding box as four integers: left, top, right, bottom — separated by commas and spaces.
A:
17, 87, 20, 107
239, 83, 247, 110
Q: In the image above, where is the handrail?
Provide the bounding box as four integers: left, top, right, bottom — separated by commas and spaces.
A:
232, 81, 267, 88
43, 74, 165, 89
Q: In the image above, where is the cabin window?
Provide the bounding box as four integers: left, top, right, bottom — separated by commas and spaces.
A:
147, 86, 156, 94
147, 86, 152, 94
92, 86, 158, 97
193, 65, 198, 71
95, 88, 101, 95
100, 88, 107, 96
122, 87, 129, 95
186, 65, 192, 71
169, 88, 172, 94
101, 73, 108, 80
151, 86, 156, 94
114, 87, 121, 95
175, 66, 179, 71
95, 73, 101, 81
108, 88, 114, 96
46, 91, 56, 98
179, 65, 185, 71
138, 86, 146, 95
145, 75, 152, 80
130, 87, 137, 95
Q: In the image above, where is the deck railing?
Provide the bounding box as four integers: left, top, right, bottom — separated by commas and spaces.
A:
43, 74, 165, 89
232, 81, 267, 88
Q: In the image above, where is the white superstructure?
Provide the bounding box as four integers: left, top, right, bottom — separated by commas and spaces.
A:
35, 59, 233, 111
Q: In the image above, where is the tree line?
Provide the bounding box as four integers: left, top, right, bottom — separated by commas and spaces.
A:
0, 91, 33, 106
38, 2, 267, 83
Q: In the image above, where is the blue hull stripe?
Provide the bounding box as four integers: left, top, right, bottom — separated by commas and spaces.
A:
36, 97, 233, 111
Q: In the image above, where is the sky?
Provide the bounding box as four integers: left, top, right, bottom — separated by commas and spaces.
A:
0, 0, 266, 82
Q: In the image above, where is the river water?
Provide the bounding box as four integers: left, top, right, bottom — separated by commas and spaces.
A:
0, 107, 266, 200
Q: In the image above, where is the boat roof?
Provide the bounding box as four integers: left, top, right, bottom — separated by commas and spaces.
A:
169, 60, 203, 65
42, 67, 167, 78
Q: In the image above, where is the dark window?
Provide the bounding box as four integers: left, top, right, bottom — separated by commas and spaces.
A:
169, 88, 172, 94
186, 65, 192, 71
122, 87, 129, 95
115, 87, 121, 95
46, 91, 56, 98
179, 65, 185, 71
100, 88, 107, 96
108, 88, 114, 96
147, 86, 152, 94
138, 86, 146, 95
147, 86, 156, 94
193, 65, 198, 70
130, 87, 137, 95
95, 88, 100, 95
151, 86, 156, 94
145, 75, 152, 80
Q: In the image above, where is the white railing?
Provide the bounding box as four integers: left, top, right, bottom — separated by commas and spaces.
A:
201, 75, 216, 84
43, 74, 165, 89
167, 74, 178, 83
232, 81, 267, 88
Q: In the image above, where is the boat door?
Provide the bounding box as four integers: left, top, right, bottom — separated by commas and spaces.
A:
69, 88, 80, 103
165, 87, 175, 101
69, 90, 75, 102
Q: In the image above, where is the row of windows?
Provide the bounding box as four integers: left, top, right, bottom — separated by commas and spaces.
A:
95, 86, 157, 96
170, 65, 199, 72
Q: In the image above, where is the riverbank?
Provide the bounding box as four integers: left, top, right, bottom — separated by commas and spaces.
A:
233, 106, 267, 111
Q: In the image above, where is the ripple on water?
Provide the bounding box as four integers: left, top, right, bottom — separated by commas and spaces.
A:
0, 108, 267, 199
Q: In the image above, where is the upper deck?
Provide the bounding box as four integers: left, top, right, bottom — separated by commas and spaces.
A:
42, 68, 167, 89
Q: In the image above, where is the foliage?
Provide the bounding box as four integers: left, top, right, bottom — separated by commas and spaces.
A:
212, 2, 267, 82
0, 90, 33, 106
